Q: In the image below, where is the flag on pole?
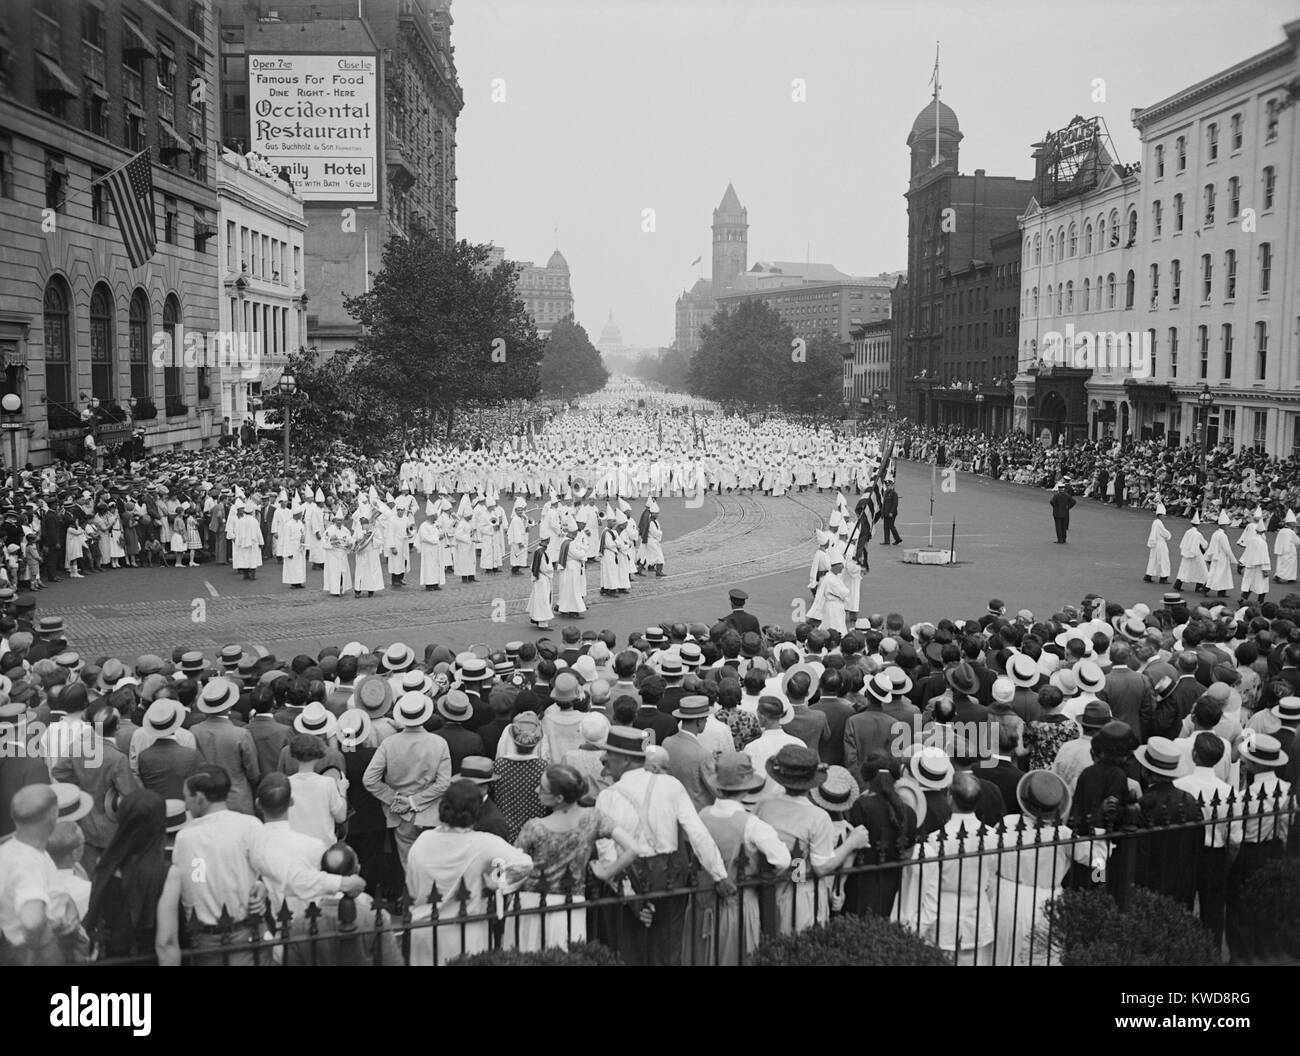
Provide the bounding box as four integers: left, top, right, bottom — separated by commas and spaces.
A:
103, 151, 156, 268
852, 426, 896, 561
690, 256, 702, 266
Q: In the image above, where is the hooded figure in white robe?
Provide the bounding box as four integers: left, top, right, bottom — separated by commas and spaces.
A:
281, 507, 308, 586
528, 545, 554, 628
1144, 505, 1172, 581
1204, 512, 1236, 594
1274, 511, 1298, 583
417, 507, 446, 589
353, 516, 385, 594
322, 514, 353, 596
1175, 514, 1209, 592
507, 498, 533, 572
556, 523, 588, 616
304, 492, 327, 567
599, 517, 620, 593
232, 504, 264, 575
453, 510, 477, 580
1239, 520, 1271, 599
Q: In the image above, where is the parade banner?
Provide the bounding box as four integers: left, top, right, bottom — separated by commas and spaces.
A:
248, 53, 379, 203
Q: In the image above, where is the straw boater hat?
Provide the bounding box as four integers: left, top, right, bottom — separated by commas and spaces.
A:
392, 690, 435, 728
1239, 732, 1288, 769
384, 643, 416, 673
458, 756, 499, 785
436, 689, 474, 723
164, 799, 189, 835
353, 675, 393, 717
143, 698, 186, 737
1134, 736, 1192, 779
672, 695, 712, 722
294, 701, 338, 738
809, 765, 859, 813
909, 746, 955, 791
335, 709, 373, 751
50, 782, 93, 824
1007, 653, 1040, 689
597, 725, 649, 758
1016, 770, 1072, 824
197, 677, 240, 714
766, 745, 827, 792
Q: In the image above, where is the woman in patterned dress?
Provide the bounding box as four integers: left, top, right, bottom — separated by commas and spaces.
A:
491, 712, 551, 842
1021, 685, 1081, 772
505, 764, 639, 952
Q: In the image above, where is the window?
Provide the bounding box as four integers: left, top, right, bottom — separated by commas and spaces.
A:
1084, 222, 1093, 254
1127, 210, 1137, 244
1231, 113, 1242, 151
44, 153, 67, 213
1031, 287, 1038, 314
89, 283, 114, 403
88, 167, 108, 225
1107, 272, 1116, 308
1201, 254, 1212, 301
1228, 177, 1240, 218
157, 36, 176, 97
1068, 223, 1077, 255
0, 135, 11, 198
1207, 123, 1218, 160
163, 296, 182, 410
164, 197, 178, 245
35, 54, 75, 122
1176, 136, 1186, 171
1263, 166, 1275, 210
1197, 325, 1209, 379
1204, 184, 1215, 226
1148, 329, 1157, 377
1266, 99, 1278, 142
1225, 249, 1237, 299
1047, 233, 1055, 263
83, 82, 108, 137
1255, 321, 1267, 379
1149, 263, 1159, 307
1260, 243, 1272, 294
1171, 259, 1181, 306
1109, 210, 1120, 246
1083, 277, 1091, 311
1169, 327, 1179, 378
1098, 216, 1106, 248
43, 277, 72, 415
1155, 144, 1164, 177
194, 208, 212, 253
1152, 200, 1163, 237
1125, 270, 1135, 309
1066, 280, 1073, 312
1056, 285, 1063, 315
1245, 410, 1265, 451
124, 104, 146, 152
1173, 194, 1184, 232
129, 289, 150, 397
1222, 323, 1233, 379
1033, 234, 1040, 264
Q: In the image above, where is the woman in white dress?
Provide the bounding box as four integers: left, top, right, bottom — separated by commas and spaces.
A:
992, 770, 1073, 966
528, 545, 554, 630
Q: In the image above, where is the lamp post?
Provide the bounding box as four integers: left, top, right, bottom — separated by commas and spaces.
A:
1, 393, 22, 510
975, 392, 986, 432
1197, 383, 1214, 513
278, 373, 296, 472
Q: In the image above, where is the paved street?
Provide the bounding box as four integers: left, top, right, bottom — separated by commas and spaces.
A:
35, 459, 1256, 664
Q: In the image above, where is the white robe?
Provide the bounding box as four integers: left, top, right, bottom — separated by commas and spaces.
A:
556, 537, 588, 614
599, 529, 619, 590
453, 517, 477, 576
353, 526, 385, 592
386, 513, 414, 575
304, 502, 327, 565
843, 555, 863, 613
1240, 525, 1271, 595
643, 519, 665, 566
1273, 526, 1298, 581
270, 505, 292, 557
483, 506, 507, 570
322, 525, 353, 595
508, 513, 531, 569
1176, 528, 1209, 585
417, 519, 446, 586
232, 515, 264, 570
529, 553, 554, 623
281, 518, 307, 584
1145, 518, 1171, 578
1205, 528, 1235, 592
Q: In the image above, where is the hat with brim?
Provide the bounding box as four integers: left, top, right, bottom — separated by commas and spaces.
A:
1135, 737, 1192, 778
944, 661, 979, 697
1239, 733, 1288, 769
164, 799, 189, 834
598, 725, 649, 758
713, 752, 766, 794
0, 694, 25, 719
765, 745, 826, 792
393, 691, 435, 728
809, 765, 859, 812
910, 746, 955, 791
336, 709, 373, 750
143, 698, 186, 736
197, 677, 240, 714
884, 665, 912, 696
757, 694, 794, 725
384, 643, 415, 673
437, 690, 474, 723
51, 782, 93, 823
1272, 697, 1300, 722
1016, 770, 1072, 823
354, 675, 394, 717
458, 755, 499, 784
294, 701, 338, 738
1008, 653, 1040, 688
458, 658, 492, 683
672, 695, 712, 721
658, 655, 684, 677
894, 776, 928, 829
864, 672, 893, 705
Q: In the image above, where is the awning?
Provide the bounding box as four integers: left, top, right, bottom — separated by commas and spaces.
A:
90, 83, 109, 101
122, 20, 156, 58
35, 53, 79, 97
125, 99, 144, 118
158, 119, 189, 154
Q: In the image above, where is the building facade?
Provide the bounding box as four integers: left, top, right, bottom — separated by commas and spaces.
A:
673, 278, 714, 354
711, 182, 748, 296
215, 0, 461, 356
0, 0, 221, 464
897, 97, 1035, 426
515, 250, 574, 337
842, 318, 891, 411
215, 146, 305, 430
715, 276, 895, 346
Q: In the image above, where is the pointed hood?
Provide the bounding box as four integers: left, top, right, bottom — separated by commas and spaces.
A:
314, 488, 325, 504
425, 499, 437, 517
1191, 511, 1201, 525
1217, 510, 1230, 526
456, 494, 471, 518
1287, 509, 1297, 525
1155, 503, 1166, 516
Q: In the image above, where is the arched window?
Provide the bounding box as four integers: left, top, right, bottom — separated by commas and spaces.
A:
1056, 285, 1063, 314
163, 295, 182, 412
129, 289, 150, 397
1084, 222, 1093, 254
1047, 232, 1055, 263
1154, 144, 1164, 177
1033, 234, 1041, 264
1097, 216, 1106, 249
1057, 227, 1066, 258
1108, 210, 1119, 247
1127, 209, 1137, 244
1083, 277, 1091, 311
89, 283, 114, 404
1068, 223, 1077, 256
1031, 287, 1039, 314
1149, 263, 1160, 307
43, 277, 73, 416
1045, 284, 1053, 316
1066, 280, 1074, 312
1125, 269, 1135, 308
1107, 272, 1116, 308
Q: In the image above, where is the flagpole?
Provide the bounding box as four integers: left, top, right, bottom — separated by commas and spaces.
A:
46, 148, 151, 215
929, 462, 936, 546
932, 41, 941, 168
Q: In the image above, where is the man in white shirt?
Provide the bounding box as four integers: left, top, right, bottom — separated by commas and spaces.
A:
743, 697, 803, 796
1172, 696, 1235, 785
172, 765, 267, 965
249, 775, 364, 920
1173, 734, 1241, 946
0, 785, 70, 965
595, 726, 734, 966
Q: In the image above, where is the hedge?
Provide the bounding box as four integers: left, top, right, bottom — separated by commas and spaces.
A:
1042, 887, 1219, 966
448, 941, 622, 966
749, 913, 952, 966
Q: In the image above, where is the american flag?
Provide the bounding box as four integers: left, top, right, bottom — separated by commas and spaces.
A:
103, 151, 156, 268
850, 426, 895, 563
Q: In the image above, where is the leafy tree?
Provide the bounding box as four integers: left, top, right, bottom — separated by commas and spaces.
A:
259, 348, 389, 456
342, 228, 544, 438
691, 299, 824, 410
539, 318, 609, 397
782, 329, 845, 415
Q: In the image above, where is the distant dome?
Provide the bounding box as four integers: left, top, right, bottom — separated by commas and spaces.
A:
547, 249, 569, 271
908, 100, 960, 143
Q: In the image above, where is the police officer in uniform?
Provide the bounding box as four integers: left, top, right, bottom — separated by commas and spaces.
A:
720, 587, 760, 635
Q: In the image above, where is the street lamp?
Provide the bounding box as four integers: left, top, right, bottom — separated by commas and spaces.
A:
975, 392, 986, 431
278, 373, 297, 472
1197, 384, 1214, 514
1, 393, 22, 511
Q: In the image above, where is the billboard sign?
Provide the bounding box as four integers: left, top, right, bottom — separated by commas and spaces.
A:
1038, 114, 1102, 206
248, 53, 378, 203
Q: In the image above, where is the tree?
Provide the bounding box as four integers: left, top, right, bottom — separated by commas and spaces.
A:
782, 329, 845, 415
688, 300, 803, 410
539, 318, 609, 397
342, 228, 544, 438
260, 348, 389, 456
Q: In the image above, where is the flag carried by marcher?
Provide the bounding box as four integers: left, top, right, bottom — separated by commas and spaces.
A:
103, 151, 156, 268
846, 424, 895, 571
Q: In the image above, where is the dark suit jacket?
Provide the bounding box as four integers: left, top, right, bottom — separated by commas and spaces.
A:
658, 685, 689, 717
137, 738, 201, 799
811, 697, 855, 766
721, 609, 761, 636
439, 723, 485, 774
1100, 667, 1150, 734
478, 717, 510, 760
1050, 491, 1076, 522
343, 743, 386, 834
785, 705, 830, 757
633, 705, 677, 746
0, 752, 50, 839
475, 797, 511, 841
662, 731, 716, 809
969, 662, 997, 709
983, 757, 1024, 809
247, 715, 291, 778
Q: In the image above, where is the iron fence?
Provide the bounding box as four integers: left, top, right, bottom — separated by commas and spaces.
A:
90, 791, 1295, 967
